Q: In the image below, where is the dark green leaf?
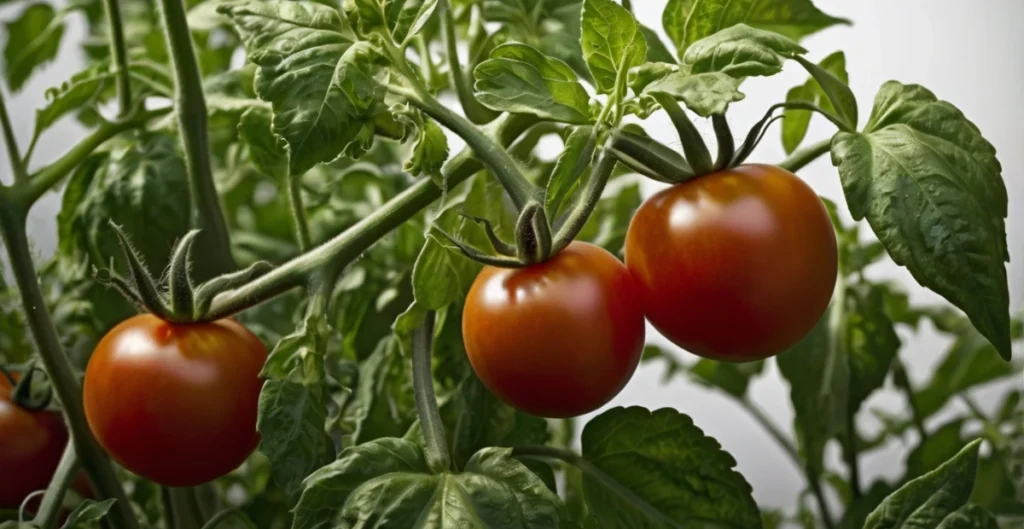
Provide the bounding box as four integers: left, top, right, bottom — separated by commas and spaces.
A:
581, 0, 647, 94
864, 440, 982, 529
60, 499, 116, 528
838, 481, 895, 529
4, 3, 65, 91
793, 54, 857, 128
404, 118, 449, 179
689, 358, 765, 399
474, 43, 592, 124
294, 438, 564, 529
341, 337, 415, 445
845, 283, 901, 413
781, 52, 849, 153
222, 1, 387, 176
662, 0, 847, 56
777, 303, 848, 473
545, 126, 593, 217
684, 23, 805, 78
643, 71, 745, 117
832, 81, 1010, 359
200, 510, 258, 529
936, 504, 1000, 529
238, 105, 288, 179
581, 407, 761, 529
639, 24, 675, 63
905, 419, 964, 481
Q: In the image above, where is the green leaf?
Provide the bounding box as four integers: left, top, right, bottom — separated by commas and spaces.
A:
838, 481, 896, 529
474, 43, 592, 124
200, 510, 258, 529
293, 438, 564, 529
481, 0, 540, 24
662, 0, 847, 56
906, 420, 965, 482
688, 359, 765, 399
845, 283, 901, 413
684, 23, 805, 78
238, 105, 288, 179
580, 0, 647, 94
258, 311, 335, 497
60, 499, 116, 529
643, 71, 745, 117
864, 440, 982, 529
34, 66, 117, 144
639, 24, 675, 64
581, 407, 761, 529
936, 504, 1000, 529
782, 51, 849, 153
411, 234, 478, 310
351, 0, 438, 44
404, 118, 449, 179
777, 303, 848, 473
341, 337, 415, 445
793, 53, 857, 128
545, 126, 594, 217
221, 1, 387, 176
0, 264, 32, 364
831, 81, 1011, 359
3, 2, 65, 91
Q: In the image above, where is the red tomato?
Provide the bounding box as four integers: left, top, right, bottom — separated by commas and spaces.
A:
462, 241, 645, 418
625, 164, 837, 362
83, 314, 267, 487
0, 373, 68, 509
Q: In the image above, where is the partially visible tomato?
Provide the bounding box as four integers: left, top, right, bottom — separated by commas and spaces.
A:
0, 373, 67, 509
83, 314, 267, 487
625, 164, 837, 362
462, 241, 645, 418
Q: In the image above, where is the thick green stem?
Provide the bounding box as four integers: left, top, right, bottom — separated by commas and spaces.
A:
385, 41, 537, 210
102, 0, 132, 116
286, 174, 312, 252
513, 445, 681, 528
0, 206, 138, 529
779, 139, 832, 173
34, 442, 78, 529
16, 107, 170, 207
413, 311, 450, 474
204, 114, 537, 319
612, 131, 692, 182
439, 0, 497, 124
652, 94, 711, 175
552, 147, 616, 251
157, 0, 235, 277
711, 115, 734, 170
0, 89, 26, 182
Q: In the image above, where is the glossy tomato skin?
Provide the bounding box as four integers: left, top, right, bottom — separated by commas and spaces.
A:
463, 241, 645, 418
84, 314, 266, 487
0, 374, 68, 509
625, 164, 837, 362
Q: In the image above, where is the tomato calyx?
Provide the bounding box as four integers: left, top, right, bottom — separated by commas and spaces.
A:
94, 222, 273, 323
1, 365, 53, 411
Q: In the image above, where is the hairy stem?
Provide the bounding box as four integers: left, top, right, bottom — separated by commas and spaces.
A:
205, 114, 537, 318
779, 138, 832, 173
0, 89, 26, 182
157, 0, 235, 276
34, 442, 78, 529
0, 206, 138, 529
102, 0, 132, 116
552, 147, 616, 251
439, 0, 497, 124
513, 445, 681, 528
385, 40, 537, 210
414, 311, 451, 473
286, 174, 312, 252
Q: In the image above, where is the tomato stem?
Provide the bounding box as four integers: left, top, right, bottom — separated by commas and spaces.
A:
157, 0, 236, 278
843, 411, 863, 500
778, 139, 832, 173
552, 147, 617, 253
286, 173, 312, 252
438, 0, 498, 125
0, 205, 139, 529
611, 130, 693, 183
0, 89, 26, 182
413, 311, 451, 474
101, 0, 132, 117
892, 359, 928, 441
711, 115, 735, 170
34, 442, 79, 529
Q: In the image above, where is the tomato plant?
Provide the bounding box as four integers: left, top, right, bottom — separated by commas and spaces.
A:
626, 164, 837, 361
0, 372, 67, 510
83, 314, 266, 487
0, 0, 1019, 527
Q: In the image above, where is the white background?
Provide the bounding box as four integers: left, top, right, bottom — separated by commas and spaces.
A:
1, 0, 1022, 515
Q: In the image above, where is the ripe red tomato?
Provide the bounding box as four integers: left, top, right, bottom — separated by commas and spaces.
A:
462, 241, 645, 418
0, 373, 68, 509
625, 164, 837, 362
83, 314, 267, 487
